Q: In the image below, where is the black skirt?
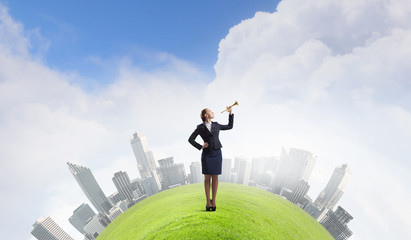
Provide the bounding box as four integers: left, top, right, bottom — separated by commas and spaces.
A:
201, 148, 222, 175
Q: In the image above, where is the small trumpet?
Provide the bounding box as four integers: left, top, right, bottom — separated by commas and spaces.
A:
221, 101, 239, 113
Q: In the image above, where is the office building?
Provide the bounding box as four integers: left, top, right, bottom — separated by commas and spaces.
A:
69, 203, 96, 235
189, 161, 202, 184
130, 132, 161, 190
141, 177, 159, 196
67, 162, 112, 213
270, 148, 316, 194
270, 148, 293, 194
282, 180, 310, 205
112, 171, 134, 202
304, 201, 322, 219
83, 215, 105, 239
315, 164, 351, 212
221, 158, 232, 182
108, 191, 123, 205
31, 217, 74, 240
284, 148, 316, 191
157, 157, 186, 189
320, 206, 353, 240
237, 157, 251, 185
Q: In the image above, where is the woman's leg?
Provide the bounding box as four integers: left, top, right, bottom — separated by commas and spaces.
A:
204, 174, 211, 207
211, 175, 219, 207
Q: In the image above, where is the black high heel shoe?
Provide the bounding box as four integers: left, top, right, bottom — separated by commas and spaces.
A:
206, 205, 212, 211
210, 199, 216, 211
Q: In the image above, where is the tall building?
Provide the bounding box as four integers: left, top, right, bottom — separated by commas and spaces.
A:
270, 148, 292, 194
315, 164, 351, 212
189, 161, 202, 183
320, 206, 353, 240
221, 158, 232, 182
83, 215, 105, 239
157, 157, 186, 189
108, 191, 124, 205
69, 203, 96, 235
130, 132, 161, 190
270, 148, 316, 194
281, 180, 310, 205
284, 148, 316, 191
251, 157, 270, 181
140, 177, 160, 196
67, 162, 112, 213
112, 171, 134, 202
31, 217, 74, 240
236, 157, 251, 185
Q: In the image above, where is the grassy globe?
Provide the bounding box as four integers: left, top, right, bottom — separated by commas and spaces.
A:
97, 183, 333, 240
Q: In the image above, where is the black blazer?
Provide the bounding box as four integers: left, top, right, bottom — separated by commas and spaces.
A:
188, 114, 234, 151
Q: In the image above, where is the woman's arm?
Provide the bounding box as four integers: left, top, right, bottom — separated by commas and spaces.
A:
220, 113, 234, 130
188, 127, 203, 150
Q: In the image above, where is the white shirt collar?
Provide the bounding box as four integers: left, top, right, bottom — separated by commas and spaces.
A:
204, 121, 212, 132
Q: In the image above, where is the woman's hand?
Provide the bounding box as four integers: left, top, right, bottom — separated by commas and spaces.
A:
202, 142, 209, 149
227, 106, 233, 114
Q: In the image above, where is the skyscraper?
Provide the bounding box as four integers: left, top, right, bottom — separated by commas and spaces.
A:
236, 157, 251, 185
157, 157, 186, 189
67, 162, 113, 213
221, 158, 232, 182
282, 180, 310, 205
31, 217, 74, 240
189, 161, 202, 183
69, 203, 96, 235
112, 171, 134, 202
284, 148, 316, 191
270, 148, 292, 194
270, 148, 316, 194
320, 206, 353, 240
130, 132, 161, 190
315, 164, 351, 212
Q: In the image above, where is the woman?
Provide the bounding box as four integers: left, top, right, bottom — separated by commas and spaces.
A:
188, 107, 234, 211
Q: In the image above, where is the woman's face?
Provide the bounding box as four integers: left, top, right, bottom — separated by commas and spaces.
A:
206, 108, 214, 120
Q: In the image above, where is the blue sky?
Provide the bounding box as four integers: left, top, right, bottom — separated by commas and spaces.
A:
1, 0, 411, 240
4, 0, 277, 83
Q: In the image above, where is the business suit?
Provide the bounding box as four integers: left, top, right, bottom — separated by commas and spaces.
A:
188, 113, 234, 175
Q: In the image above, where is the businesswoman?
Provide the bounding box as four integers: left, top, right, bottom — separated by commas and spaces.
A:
188, 107, 234, 211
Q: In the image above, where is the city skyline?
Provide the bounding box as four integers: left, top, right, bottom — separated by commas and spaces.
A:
33, 132, 353, 239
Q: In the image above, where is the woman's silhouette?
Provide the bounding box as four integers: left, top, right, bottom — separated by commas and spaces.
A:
188, 107, 234, 211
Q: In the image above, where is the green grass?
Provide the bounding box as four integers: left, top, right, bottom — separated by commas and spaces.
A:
97, 183, 333, 240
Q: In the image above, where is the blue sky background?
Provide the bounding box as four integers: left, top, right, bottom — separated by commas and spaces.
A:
1, 0, 411, 240
4, 0, 277, 84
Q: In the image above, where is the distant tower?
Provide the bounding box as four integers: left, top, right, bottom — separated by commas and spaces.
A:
270, 148, 292, 194
236, 157, 251, 185
320, 206, 353, 240
69, 203, 96, 235
31, 217, 74, 240
221, 158, 232, 183
112, 171, 134, 202
284, 148, 316, 191
270, 148, 316, 194
157, 157, 186, 189
189, 161, 202, 184
130, 132, 161, 190
315, 164, 351, 212
67, 162, 113, 213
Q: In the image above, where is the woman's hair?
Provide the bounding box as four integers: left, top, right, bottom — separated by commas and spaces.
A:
201, 108, 208, 122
